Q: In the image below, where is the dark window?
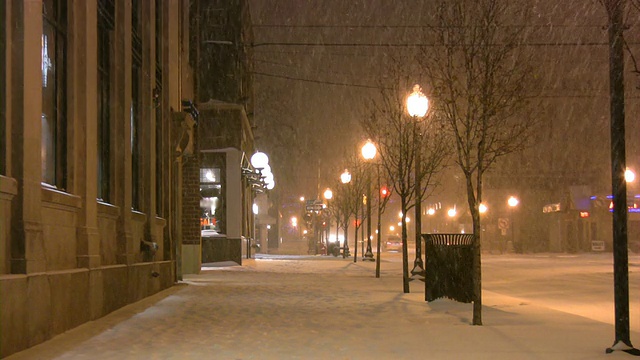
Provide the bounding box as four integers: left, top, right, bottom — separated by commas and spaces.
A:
131, 0, 142, 210
1, 2, 6, 175
97, 0, 114, 202
155, 0, 163, 216
41, 0, 67, 189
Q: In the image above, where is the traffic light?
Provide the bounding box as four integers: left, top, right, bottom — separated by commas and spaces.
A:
380, 186, 390, 198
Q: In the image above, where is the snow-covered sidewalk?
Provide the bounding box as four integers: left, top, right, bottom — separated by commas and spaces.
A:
7, 254, 639, 359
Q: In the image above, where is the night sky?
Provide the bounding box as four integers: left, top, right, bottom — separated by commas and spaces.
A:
248, 1, 639, 223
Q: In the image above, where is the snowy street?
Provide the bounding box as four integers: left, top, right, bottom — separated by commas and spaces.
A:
7, 252, 639, 360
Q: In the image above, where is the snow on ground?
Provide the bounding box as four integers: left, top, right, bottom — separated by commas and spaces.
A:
6, 252, 639, 360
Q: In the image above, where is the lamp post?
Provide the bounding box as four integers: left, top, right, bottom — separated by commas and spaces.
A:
376, 184, 390, 277
340, 170, 352, 258
251, 151, 274, 257
407, 84, 429, 278
298, 196, 305, 240
361, 140, 377, 261
323, 188, 333, 254
508, 196, 519, 252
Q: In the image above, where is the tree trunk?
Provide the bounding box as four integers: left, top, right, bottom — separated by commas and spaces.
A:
401, 197, 410, 293
467, 175, 482, 325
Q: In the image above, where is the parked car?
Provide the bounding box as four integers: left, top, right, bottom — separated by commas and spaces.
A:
384, 235, 402, 252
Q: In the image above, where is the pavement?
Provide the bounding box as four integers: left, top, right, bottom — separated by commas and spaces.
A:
5, 252, 640, 360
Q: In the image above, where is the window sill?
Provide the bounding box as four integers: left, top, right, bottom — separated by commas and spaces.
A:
41, 186, 81, 211
97, 201, 120, 219
131, 210, 147, 223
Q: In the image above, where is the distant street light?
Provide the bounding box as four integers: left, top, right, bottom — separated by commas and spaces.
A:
479, 203, 488, 214
625, 168, 635, 183
341, 169, 352, 184
407, 84, 429, 279
340, 169, 352, 258
323, 188, 333, 200
508, 196, 519, 251
361, 140, 376, 262
323, 188, 334, 252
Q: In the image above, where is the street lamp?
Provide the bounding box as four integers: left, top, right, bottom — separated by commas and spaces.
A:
479, 203, 488, 214
323, 188, 333, 253
341, 169, 352, 184
361, 140, 376, 262
625, 168, 635, 183
340, 170, 352, 258
407, 84, 429, 278
508, 196, 519, 252
323, 188, 333, 200
375, 184, 391, 277
250, 151, 274, 258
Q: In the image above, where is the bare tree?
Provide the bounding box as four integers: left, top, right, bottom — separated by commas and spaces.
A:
622, 0, 640, 89
361, 67, 450, 293
418, 0, 539, 325
331, 152, 367, 259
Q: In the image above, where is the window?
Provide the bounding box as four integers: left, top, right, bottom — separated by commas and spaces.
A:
41, 0, 67, 188
155, 0, 163, 216
97, 0, 114, 202
131, 0, 142, 210
1, 2, 6, 175
200, 168, 222, 232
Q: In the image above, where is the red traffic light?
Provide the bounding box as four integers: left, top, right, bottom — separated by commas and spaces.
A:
380, 186, 390, 198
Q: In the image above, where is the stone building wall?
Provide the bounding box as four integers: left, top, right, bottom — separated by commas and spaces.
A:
0, 0, 195, 357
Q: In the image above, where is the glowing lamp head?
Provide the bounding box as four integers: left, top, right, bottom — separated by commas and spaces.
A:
323, 188, 333, 200
479, 203, 488, 214
340, 170, 352, 184
361, 140, 377, 160
407, 84, 429, 118
250, 151, 269, 169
